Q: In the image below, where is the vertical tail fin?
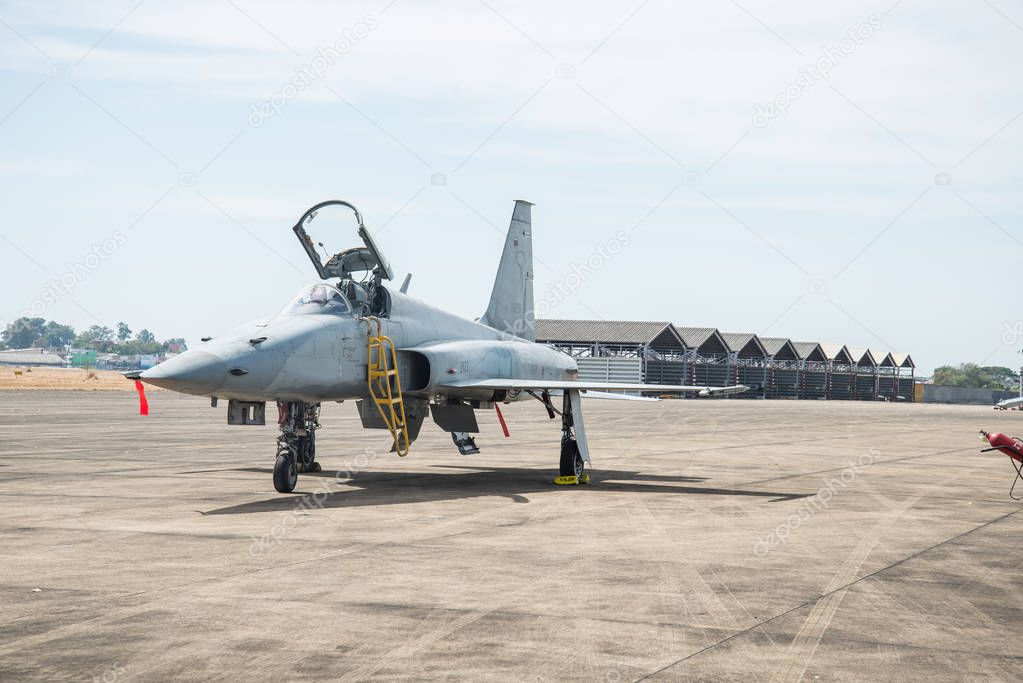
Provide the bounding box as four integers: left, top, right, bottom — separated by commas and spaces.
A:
480, 200, 534, 341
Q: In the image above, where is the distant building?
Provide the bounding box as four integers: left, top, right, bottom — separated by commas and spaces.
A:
0, 348, 66, 367
69, 348, 98, 368
88, 353, 170, 371
535, 320, 916, 401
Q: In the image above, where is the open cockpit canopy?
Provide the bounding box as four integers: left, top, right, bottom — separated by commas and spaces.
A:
292, 200, 393, 283
290, 199, 394, 317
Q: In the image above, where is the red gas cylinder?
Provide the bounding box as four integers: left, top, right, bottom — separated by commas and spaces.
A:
982, 431, 1023, 464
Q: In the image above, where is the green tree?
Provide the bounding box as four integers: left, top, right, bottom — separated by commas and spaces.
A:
74, 325, 115, 351
42, 321, 76, 349
984, 366, 1020, 390
117, 329, 162, 355
162, 337, 188, 353
1, 317, 47, 349
933, 364, 1019, 391
116, 322, 132, 342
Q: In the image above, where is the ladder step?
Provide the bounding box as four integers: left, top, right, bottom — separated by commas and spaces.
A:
365, 327, 410, 457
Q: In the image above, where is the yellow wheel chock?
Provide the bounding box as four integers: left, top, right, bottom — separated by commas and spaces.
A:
553, 474, 590, 486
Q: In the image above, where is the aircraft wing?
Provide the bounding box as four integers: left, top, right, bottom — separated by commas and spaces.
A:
437, 378, 748, 397
564, 390, 660, 402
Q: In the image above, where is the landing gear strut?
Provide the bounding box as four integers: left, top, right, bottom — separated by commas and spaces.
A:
274, 401, 321, 493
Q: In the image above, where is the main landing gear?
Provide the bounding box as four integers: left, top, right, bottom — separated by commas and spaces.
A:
556, 390, 589, 485
274, 401, 321, 493
527, 388, 590, 485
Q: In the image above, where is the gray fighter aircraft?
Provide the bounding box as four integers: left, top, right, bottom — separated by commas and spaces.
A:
136, 200, 745, 493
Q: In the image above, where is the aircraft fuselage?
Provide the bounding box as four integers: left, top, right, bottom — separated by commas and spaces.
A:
141, 283, 576, 404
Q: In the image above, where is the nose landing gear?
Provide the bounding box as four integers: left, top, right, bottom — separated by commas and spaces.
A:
274, 401, 321, 493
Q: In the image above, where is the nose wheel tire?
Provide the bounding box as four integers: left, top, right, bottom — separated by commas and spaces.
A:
559, 438, 584, 478
273, 452, 298, 493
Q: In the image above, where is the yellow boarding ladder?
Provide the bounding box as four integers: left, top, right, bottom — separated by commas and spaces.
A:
364, 317, 410, 456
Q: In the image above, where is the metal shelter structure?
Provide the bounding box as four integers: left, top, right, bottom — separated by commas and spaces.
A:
535, 320, 916, 401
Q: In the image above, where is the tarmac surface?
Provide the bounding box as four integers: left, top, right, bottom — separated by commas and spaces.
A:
2, 390, 1023, 681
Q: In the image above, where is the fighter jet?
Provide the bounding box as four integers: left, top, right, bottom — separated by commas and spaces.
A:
136, 200, 746, 493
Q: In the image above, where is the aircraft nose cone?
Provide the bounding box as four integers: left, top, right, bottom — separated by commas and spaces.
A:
141, 351, 227, 395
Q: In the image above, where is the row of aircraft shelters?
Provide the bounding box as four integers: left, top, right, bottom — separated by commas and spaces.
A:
534, 320, 916, 401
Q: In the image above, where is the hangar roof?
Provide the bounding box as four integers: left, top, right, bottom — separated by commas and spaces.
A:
676, 327, 717, 347
819, 343, 853, 363
534, 320, 684, 349
872, 349, 896, 367
720, 332, 768, 358
890, 352, 915, 368
791, 342, 828, 362
760, 337, 800, 360
676, 327, 729, 356
847, 347, 877, 367
533, 320, 913, 370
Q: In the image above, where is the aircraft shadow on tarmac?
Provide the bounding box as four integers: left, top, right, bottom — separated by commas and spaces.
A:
201, 465, 810, 515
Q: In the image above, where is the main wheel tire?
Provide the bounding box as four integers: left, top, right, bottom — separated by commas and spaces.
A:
559, 438, 584, 477
273, 453, 298, 493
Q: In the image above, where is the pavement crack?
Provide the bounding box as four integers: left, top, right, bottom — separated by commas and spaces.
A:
634, 505, 1023, 681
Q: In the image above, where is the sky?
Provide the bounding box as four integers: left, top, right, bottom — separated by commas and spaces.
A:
0, 0, 1020, 374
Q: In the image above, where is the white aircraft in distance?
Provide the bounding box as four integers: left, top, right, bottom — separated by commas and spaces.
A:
132, 200, 747, 493
995, 396, 1023, 410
